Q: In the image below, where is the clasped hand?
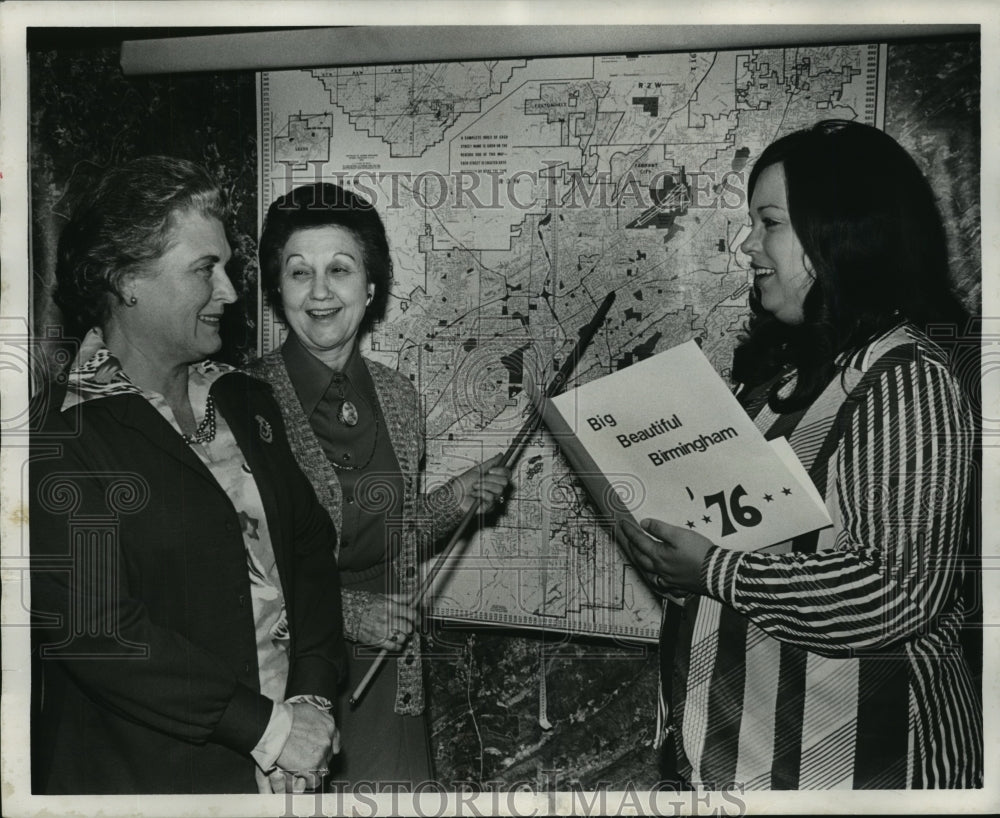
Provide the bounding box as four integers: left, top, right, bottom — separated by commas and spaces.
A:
616, 518, 713, 595
268, 702, 339, 793
356, 592, 417, 652
452, 454, 512, 515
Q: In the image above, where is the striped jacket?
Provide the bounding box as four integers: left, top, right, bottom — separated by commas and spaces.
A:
665, 324, 983, 789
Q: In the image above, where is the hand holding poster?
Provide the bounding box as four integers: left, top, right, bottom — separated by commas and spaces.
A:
538, 339, 832, 553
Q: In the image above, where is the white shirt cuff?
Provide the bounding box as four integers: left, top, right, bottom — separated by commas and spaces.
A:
250, 700, 293, 773
250, 695, 335, 774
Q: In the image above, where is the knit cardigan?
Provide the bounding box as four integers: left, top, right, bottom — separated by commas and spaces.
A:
245, 349, 465, 715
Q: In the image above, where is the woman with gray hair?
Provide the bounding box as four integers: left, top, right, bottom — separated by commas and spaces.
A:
31, 156, 347, 794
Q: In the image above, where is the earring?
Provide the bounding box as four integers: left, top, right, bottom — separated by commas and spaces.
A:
366, 293, 373, 306
128, 295, 138, 306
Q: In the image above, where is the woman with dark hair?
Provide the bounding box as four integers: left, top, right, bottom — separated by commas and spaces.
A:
246, 182, 510, 784
619, 121, 982, 788
31, 156, 346, 794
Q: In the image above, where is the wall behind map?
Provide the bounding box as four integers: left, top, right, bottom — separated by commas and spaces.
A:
28, 33, 980, 788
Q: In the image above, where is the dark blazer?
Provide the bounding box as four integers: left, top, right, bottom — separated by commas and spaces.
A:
30, 371, 346, 794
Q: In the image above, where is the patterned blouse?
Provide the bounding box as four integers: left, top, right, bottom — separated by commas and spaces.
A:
62, 332, 325, 789
63, 341, 289, 705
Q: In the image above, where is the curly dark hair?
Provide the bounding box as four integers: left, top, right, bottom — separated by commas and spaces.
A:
53, 156, 226, 337
258, 183, 392, 337
732, 120, 970, 412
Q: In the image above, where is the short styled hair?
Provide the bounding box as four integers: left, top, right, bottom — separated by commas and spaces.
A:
54, 156, 225, 336
258, 183, 392, 336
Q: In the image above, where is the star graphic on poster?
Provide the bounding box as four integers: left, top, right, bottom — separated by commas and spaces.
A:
782, 487, 792, 496
686, 520, 696, 529
764, 493, 774, 502
702, 515, 712, 524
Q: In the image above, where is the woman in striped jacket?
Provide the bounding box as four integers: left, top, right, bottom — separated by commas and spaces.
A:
619, 120, 982, 789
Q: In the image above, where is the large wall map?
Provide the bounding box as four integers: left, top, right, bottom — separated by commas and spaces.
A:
258, 44, 886, 641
